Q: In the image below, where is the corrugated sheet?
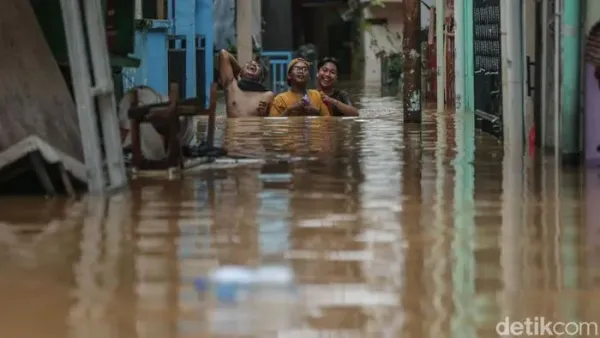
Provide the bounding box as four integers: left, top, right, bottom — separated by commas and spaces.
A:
0, 0, 85, 183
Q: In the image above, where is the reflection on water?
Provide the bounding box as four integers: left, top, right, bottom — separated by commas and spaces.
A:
0, 90, 596, 337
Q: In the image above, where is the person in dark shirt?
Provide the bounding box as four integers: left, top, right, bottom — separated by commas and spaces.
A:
316, 57, 359, 116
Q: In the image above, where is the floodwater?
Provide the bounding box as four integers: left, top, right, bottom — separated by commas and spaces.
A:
1, 87, 599, 338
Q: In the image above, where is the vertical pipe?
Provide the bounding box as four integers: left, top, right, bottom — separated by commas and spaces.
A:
500, 0, 510, 125
464, 0, 475, 111
501, 0, 524, 153
554, 0, 561, 160
560, 0, 581, 164
403, 0, 422, 123
500, 0, 526, 307
135, 0, 142, 19
540, 0, 548, 148
197, 0, 213, 106
454, 0, 465, 113
521, 0, 529, 139
500, 0, 526, 304
436, 0, 446, 113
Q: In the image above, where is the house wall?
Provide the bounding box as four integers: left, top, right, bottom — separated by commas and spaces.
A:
213, 0, 263, 51
584, 1, 600, 164
362, 3, 404, 85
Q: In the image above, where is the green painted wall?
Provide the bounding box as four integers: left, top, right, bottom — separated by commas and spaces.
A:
464, 0, 475, 112
561, 0, 582, 158
29, 0, 135, 65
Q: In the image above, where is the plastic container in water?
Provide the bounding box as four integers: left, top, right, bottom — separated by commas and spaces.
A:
194, 265, 300, 335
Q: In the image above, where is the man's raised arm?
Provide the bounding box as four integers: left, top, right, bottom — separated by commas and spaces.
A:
218, 49, 242, 87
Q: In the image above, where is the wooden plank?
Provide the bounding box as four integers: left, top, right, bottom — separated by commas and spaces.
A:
59, 0, 106, 192
0, 0, 86, 186
156, 0, 165, 19
130, 89, 143, 171
83, 0, 128, 190
59, 163, 76, 197
29, 152, 56, 196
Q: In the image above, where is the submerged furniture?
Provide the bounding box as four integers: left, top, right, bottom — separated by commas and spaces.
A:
127, 82, 217, 171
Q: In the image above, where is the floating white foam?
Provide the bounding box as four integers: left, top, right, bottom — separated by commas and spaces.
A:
354, 230, 399, 243
300, 284, 399, 307
285, 250, 373, 261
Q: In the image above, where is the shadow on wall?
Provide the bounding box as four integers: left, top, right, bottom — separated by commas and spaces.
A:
584, 22, 600, 165
213, 0, 262, 51
213, 0, 236, 50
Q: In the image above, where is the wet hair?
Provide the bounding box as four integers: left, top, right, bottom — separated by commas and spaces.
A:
317, 57, 340, 72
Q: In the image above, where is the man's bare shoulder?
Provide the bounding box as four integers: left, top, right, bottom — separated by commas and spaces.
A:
261, 91, 275, 100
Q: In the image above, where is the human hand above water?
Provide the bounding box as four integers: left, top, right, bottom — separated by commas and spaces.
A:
287, 100, 307, 115
319, 91, 334, 104
303, 106, 321, 116
256, 101, 268, 116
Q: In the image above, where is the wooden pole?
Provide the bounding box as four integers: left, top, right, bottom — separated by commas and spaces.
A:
403, 0, 422, 123
156, 0, 165, 20
236, 0, 253, 64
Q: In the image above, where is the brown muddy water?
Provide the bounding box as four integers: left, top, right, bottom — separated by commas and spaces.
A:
0, 89, 599, 338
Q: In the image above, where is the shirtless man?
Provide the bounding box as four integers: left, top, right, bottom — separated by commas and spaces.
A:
218, 49, 274, 117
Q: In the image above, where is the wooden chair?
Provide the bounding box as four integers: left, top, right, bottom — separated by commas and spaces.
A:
127, 82, 218, 171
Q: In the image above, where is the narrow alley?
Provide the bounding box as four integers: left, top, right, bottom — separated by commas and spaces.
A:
0, 0, 599, 337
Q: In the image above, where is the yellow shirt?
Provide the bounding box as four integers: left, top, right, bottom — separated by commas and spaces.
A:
269, 89, 331, 117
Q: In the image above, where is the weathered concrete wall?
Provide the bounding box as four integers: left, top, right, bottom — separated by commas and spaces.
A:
362, 3, 404, 85
213, 0, 262, 50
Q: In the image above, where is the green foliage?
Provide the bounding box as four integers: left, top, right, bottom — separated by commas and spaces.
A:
225, 38, 237, 54
387, 52, 403, 80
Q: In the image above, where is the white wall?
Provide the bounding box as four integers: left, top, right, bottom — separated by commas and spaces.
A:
362, 3, 404, 85
585, 0, 600, 32
213, 0, 262, 50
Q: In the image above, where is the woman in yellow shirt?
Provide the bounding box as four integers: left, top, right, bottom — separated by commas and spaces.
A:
269, 58, 331, 117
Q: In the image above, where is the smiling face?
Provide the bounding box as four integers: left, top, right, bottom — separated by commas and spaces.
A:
240, 60, 262, 82
287, 60, 310, 86
317, 61, 338, 88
